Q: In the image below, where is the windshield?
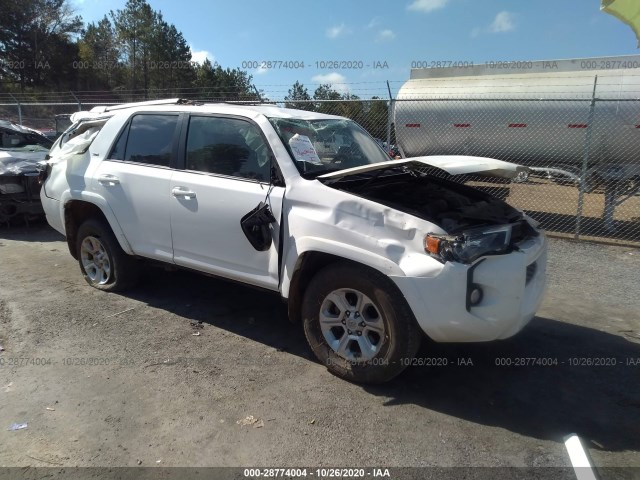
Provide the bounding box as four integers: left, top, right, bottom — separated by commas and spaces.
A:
268, 117, 390, 177
0, 123, 53, 151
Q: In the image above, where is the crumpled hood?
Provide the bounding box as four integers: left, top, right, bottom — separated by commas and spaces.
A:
318, 155, 529, 181
0, 119, 53, 175
0, 149, 48, 176
0, 119, 47, 137
318, 155, 533, 235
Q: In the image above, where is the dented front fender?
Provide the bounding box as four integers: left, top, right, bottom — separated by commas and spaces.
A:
279, 178, 445, 299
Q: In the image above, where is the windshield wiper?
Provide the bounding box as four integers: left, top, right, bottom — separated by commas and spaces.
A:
352, 166, 409, 192
321, 165, 413, 187
301, 168, 344, 179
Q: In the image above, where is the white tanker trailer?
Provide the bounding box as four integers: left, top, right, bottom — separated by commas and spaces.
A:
394, 55, 640, 230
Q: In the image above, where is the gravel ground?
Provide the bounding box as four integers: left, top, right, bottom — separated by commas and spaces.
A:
0, 223, 639, 474
546, 238, 640, 310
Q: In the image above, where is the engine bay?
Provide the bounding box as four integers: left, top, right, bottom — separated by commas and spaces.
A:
326, 169, 530, 235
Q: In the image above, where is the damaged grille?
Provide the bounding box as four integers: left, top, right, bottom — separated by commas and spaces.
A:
525, 261, 537, 285
0, 175, 43, 224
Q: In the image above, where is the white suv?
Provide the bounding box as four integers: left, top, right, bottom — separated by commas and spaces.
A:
40, 99, 547, 383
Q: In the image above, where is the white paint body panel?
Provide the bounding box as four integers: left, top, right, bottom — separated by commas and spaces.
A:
169, 171, 284, 290
280, 174, 547, 342
92, 161, 174, 262
318, 155, 529, 180
41, 102, 547, 343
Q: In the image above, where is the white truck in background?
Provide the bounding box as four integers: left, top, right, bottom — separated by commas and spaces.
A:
394, 55, 640, 231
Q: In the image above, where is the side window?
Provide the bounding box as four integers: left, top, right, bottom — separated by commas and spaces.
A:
109, 122, 129, 160
185, 116, 271, 181
110, 114, 179, 166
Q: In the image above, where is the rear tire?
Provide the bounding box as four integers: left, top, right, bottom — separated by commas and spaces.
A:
302, 262, 422, 384
76, 218, 140, 292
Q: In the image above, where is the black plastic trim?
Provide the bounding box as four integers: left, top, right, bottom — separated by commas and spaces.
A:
466, 258, 486, 312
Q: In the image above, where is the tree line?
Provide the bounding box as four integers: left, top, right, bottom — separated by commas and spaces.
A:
285, 81, 390, 141
0, 0, 257, 100
0, 0, 391, 140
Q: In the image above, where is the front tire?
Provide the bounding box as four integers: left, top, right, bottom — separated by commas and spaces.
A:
302, 262, 421, 384
76, 219, 140, 292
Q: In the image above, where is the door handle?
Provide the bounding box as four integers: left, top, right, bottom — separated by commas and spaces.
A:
98, 174, 120, 186
172, 187, 197, 199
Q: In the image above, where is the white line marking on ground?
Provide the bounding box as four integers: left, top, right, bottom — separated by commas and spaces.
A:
564, 434, 598, 480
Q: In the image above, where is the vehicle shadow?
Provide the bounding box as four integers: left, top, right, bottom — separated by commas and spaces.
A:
0, 219, 64, 242
127, 267, 311, 358
366, 317, 640, 453
125, 267, 640, 453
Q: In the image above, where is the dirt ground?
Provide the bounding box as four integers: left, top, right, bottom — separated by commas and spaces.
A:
0, 223, 639, 474
478, 178, 640, 245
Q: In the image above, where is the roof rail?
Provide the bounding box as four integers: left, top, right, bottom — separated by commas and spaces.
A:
89, 98, 190, 114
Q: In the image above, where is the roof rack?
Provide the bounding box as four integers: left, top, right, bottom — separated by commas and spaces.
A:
211, 101, 269, 106
89, 98, 196, 114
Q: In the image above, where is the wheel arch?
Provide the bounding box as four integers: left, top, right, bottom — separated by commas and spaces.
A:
63, 198, 132, 259
283, 240, 406, 324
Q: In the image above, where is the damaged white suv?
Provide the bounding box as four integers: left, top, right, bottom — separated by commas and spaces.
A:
40, 99, 547, 383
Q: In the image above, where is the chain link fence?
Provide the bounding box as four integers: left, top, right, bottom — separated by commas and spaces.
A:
1, 93, 639, 245
388, 97, 640, 245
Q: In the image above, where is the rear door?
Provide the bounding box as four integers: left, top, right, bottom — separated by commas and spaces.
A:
169, 114, 284, 290
93, 112, 182, 262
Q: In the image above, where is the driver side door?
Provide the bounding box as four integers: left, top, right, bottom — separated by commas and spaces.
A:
169, 114, 284, 290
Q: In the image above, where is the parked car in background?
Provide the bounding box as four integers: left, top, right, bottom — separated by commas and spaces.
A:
374, 138, 401, 158
55, 114, 73, 138
40, 99, 547, 383
0, 120, 53, 224
388, 145, 401, 159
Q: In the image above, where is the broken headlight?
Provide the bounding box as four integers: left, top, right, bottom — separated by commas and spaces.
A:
425, 224, 513, 264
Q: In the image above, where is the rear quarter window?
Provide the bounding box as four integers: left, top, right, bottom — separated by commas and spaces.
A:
109, 114, 179, 167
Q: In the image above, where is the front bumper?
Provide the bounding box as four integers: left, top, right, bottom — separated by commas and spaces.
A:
0, 174, 44, 223
391, 233, 547, 342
